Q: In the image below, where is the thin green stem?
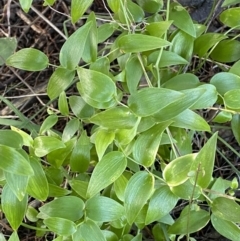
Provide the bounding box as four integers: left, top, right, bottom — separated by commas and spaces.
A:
21, 223, 50, 232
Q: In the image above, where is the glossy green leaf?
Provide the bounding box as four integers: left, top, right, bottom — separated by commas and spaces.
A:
6, 48, 48, 71
69, 96, 94, 118
231, 114, 240, 145
146, 21, 172, 38
102, 230, 118, 241
224, 89, 240, 110
82, 12, 98, 63
98, 23, 116, 43
62, 118, 80, 142
27, 157, 49, 201
163, 154, 196, 186
211, 39, 240, 63
0, 130, 23, 148
47, 67, 75, 100
170, 30, 194, 61
229, 59, 240, 76
124, 0, 144, 22
169, 2, 195, 37
0, 37, 17, 65
48, 183, 72, 197
133, 122, 171, 167
8, 231, 20, 241
73, 219, 106, 241
59, 21, 92, 69
39, 196, 84, 221
69, 179, 88, 199
19, 0, 33, 12
33, 136, 65, 157
118, 34, 171, 53
0, 145, 33, 176
190, 132, 218, 188
124, 171, 154, 224
26, 205, 39, 222
39, 114, 58, 135
107, 0, 120, 12
168, 208, 210, 234
70, 131, 90, 173
77, 67, 116, 103
210, 72, 240, 96
114, 173, 129, 202
71, 0, 94, 23
148, 50, 188, 68
95, 128, 115, 160
222, 0, 240, 6
136, 0, 163, 13
171, 109, 210, 132
220, 7, 240, 28
5, 172, 28, 201
90, 107, 138, 129
146, 185, 178, 225
211, 197, 240, 223
11, 126, 33, 147
211, 214, 240, 241
213, 111, 232, 123
125, 55, 143, 94
194, 33, 227, 57
86, 196, 124, 222
58, 91, 69, 116
87, 151, 127, 198
128, 87, 183, 117
170, 179, 201, 200
44, 217, 76, 236
2, 184, 27, 230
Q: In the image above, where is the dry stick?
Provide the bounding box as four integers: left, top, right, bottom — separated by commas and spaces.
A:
30, 5, 67, 40
6, 0, 12, 36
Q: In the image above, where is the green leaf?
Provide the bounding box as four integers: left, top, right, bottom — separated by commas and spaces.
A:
87, 151, 127, 198
211, 214, 240, 241
210, 72, 240, 96
168, 207, 210, 234
229, 59, 240, 76
170, 30, 194, 61
6, 48, 48, 71
209, 177, 231, 200
190, 132, 218, 188
59, 21, 92, 69
0, 37, 17, 65
62, 118, 80, 142
44, 217, 76, 236
194, 33, 227, 57
11, 126, 33, 147
5, 172, 28, 201
82, 12, 98, 63
146, 21, 172, 38
39, 114, 58, 135
33, 136, 65, 157
211, 197, 240, 223
220, 7, 240, 28
69, 96, 94, 119
8, 231, 20, 241
136, 0, 163, 13
102, 230, 118, 241
26, 205, 39, 222
58, 91, 69, 116
73, 219, 106, 241
213, 111, 232, 123
118, 34, 171, 53
86, 196, 124, 222
0, 145, 33, 176
0, 130, 23, 148
146, 185, 178, 225
169, 2, 195, 37
27, 157, 49, 201
124, 171, 154, 224
39, 196, 84, 221
71, 0, 94, 24
19, 0, 33, 12
77, 67, 116, 103
222, 0, 240, 7
94, 128, 115, 160
211, 39, 240, 63
114, 173, 129, 202
48, 183, 72, 197
98, 23, 116, 43
47, 67, 75, 100
128, 87, 183, 117
90, 107, 138, 129
224, 89, 240, 110
163, 154, 196, 186
231, 114, 240, 145
133, 122, 171, 167
171, 109, 210, 132
70, 131, 90, 173
2, 184, 27, 230
69, 179, 88, 199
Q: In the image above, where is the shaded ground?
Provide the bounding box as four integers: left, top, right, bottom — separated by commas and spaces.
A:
0, 0, 238, 240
